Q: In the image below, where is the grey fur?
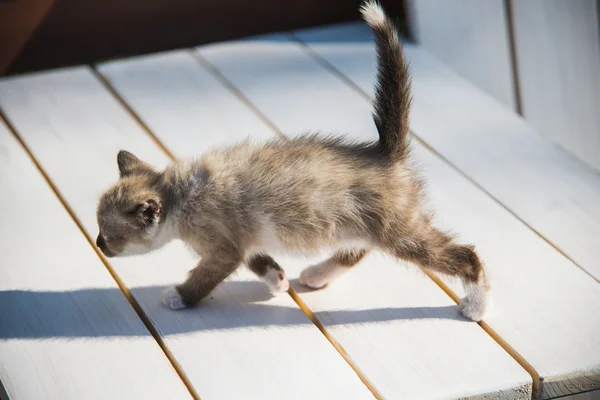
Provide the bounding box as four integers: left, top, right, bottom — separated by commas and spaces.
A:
95, 1, 490, 321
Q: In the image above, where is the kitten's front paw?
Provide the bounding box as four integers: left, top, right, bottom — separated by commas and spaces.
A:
162, 286, 186, 310
264, 268, 290, 293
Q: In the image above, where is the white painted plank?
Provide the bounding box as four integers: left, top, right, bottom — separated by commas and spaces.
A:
196, 35, 532, 400
511, 0, 600, 173
404, 0, 516, 110
0, 121, 191, 400
294, 22, 600, 397
0, 66, 374, 400
97, 50, 275, 154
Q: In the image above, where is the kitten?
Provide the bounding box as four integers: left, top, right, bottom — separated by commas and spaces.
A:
95, 1, 490, 321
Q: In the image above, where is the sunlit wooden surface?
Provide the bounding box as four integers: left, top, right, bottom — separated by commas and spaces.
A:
1, 20, 599, 400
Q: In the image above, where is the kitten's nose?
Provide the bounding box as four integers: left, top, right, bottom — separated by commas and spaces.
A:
96, 234, 116, 257
96, 234, 106, 249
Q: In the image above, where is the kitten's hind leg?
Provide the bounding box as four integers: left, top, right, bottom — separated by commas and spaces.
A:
246, 254, 290, 293
299, 249, 368, 289
388, 227, 490, 321
163, 249, 241, 310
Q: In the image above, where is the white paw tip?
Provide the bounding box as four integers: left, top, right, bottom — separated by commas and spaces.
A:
458, 297, 487, 322
298, 271, 307, 286
265, 269, 290, 293
280, 276, 290, 291
267, 277, 290, 294
162, 287, 186, 310
298, 267, 327, 290
276, 278, 290, 293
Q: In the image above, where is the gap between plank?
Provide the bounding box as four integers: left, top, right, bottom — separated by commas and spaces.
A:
189, 51, 287, 140
0, 108, 202, 400
0, 377, 9, 400
287, 289, 382, 399
290, 33, 544, 399
91, 65, 383, 400
503, 0, 524, 115
92, 71, 178, 160
424, 271, 541, 399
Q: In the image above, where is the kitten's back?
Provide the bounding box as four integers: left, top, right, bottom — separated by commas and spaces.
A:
194, 135, 421, 253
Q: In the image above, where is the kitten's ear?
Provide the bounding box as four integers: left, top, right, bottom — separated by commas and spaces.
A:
117, 150, 150, 177
135, 199, 161, 226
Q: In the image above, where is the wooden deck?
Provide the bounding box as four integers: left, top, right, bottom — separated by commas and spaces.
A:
1, 21, 599, 400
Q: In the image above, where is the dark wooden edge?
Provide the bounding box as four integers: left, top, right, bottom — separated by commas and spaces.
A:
5, 0, 405, 75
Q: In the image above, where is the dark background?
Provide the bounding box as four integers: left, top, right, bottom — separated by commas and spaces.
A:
1, 0, 407, 75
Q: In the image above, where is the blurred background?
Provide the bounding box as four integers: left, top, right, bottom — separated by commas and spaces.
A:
2, 0, 597, 173
0, 0, 407, 74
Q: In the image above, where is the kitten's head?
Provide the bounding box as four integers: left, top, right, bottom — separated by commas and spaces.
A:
96, 150, 167, 258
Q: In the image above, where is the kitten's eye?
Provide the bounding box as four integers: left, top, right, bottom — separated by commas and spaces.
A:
129, 203, 149, 215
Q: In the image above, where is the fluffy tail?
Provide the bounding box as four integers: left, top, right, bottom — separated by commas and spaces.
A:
360, 1, 412, 163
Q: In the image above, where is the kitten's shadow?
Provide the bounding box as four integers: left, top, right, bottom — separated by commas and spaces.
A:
0, 280, 465, 339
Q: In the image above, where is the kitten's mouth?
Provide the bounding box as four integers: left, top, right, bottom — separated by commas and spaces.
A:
100, 248, 117, 258
96, 234, 117, 257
